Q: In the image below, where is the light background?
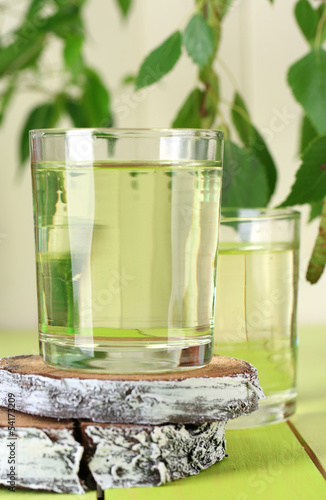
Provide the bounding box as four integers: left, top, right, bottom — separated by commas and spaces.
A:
0, 0, 325, 328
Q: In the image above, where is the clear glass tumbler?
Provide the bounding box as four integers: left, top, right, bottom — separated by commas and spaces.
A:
30, 128, 224, 373
214, 208, 300, 427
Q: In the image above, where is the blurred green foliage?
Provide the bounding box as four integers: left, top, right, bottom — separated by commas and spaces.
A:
135, 0, 277, 208
0, 0, 117, 168
280, 0, 326, 283
1, 0, 326, 282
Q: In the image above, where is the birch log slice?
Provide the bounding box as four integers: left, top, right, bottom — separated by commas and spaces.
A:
0, 408, 226, 493
0, 355, 264, 424
81, 420, 226, 489
0, 408, 84, 494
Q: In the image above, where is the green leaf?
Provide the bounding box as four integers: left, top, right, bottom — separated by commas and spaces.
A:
25, 0, 45, 19
307, 199, 326, 283
53, 0, 86, 6
63, 35, 84, 80
183, 14, 214, 69
222, 140, 269, 208
0, 2, 83, 77
52, 12, 84, 41
231, 92, 277, 199
135, 31, 182, 90
299, 114, 318, 155
121, 74, 136, 85
280, 136, 326, 206
42, 4, 81, 37
0, 75, 18, 125
220, 1, 235, 17
295, 0, 319, 46
231, 92, 254, 143
65, 69, 112, 127
316, 5, 326, 45
115, 0, 133, 18
172, 89, 203, 128
19, 100, 62, 167
65, 97, 87, 127
25, 0, 44, 20
31, 6, 81, 40
288, 49, 326, 134
82, 68, 112, 126
19, 3, 82, 40
0, 37, 44, 77
309, 198, 324, 222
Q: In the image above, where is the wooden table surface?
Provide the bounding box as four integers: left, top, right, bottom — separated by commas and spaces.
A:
0, 326, 325, 500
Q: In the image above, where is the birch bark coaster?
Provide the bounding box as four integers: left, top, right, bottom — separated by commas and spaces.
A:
0, 407, 226, 492
0, 408, 84, 494
81, 420, 226, 489
0, 354, 264, 424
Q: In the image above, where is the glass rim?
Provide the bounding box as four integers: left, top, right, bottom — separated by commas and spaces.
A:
29, 127, 224, 140
220, 207, 301, 222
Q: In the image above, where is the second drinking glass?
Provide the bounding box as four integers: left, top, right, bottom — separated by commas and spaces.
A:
214, 208, 300, 426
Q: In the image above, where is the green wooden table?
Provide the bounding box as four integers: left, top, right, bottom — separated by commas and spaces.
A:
0, 326, 325, 500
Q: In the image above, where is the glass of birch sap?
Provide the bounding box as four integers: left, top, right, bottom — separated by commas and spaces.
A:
30, 129, 224, 373
214, 208, 300, 427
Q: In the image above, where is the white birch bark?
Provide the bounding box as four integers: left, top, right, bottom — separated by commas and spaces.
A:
82, 421, 226, 489
0, 355, 264, 424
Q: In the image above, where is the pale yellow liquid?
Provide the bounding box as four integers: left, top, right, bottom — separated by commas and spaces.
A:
32, 161, 222, 372
214, 243, 299, 426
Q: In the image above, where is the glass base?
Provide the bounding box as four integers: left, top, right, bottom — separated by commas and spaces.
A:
39, 333, 213, 373
226, 391, 296, 429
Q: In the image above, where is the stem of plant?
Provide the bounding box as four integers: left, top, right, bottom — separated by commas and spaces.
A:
216, 56, 238, 90
315, 1, 326, 48
197, 1, 221, 126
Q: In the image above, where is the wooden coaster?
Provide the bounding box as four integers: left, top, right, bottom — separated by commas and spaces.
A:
0, 408, 84, 494
81, 420, 226, 489
0, 407, 226, 492
0, 355, 264, 424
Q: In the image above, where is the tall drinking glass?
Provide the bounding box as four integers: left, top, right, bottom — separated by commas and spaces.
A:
214, 208, 300, 427
30, 128, 224, 373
